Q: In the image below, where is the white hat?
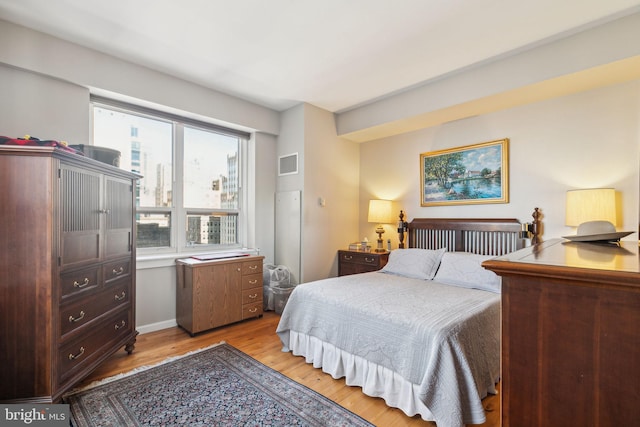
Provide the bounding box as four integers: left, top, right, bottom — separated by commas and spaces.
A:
563, 220, 634, 242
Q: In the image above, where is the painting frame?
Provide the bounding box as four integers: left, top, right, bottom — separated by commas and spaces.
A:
420, 138, 509, 207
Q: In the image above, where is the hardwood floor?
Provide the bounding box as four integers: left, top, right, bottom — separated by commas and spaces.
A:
78, 312, 500, 427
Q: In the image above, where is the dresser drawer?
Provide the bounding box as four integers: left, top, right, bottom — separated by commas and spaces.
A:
58, 308, 133, 383
242, 301, 263, 319
242, 288, 262, 305
241, 273, 262, 290
60, 266, 101, 300
340, 251, 380, 266
242, 259, 262, 275
103, 258, 132, 285
59, 281, 131, 338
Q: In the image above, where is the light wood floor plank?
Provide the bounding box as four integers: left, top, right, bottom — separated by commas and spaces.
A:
77, 312, 499, 427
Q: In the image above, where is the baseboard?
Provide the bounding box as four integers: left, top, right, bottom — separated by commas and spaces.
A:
136, 319, 177, 335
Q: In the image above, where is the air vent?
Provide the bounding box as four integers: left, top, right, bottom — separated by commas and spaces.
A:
279, 153, 298, 176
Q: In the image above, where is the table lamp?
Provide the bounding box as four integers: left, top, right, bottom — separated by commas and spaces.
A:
368, 199, 393, 252
566, 188, 616, 228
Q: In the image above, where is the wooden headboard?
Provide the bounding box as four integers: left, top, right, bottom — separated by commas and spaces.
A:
408, 216, 533, 256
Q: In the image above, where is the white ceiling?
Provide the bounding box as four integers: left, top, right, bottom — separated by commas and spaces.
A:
1, 0, 639, 113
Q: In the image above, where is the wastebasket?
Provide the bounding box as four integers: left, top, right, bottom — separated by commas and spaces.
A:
272, 284, 295, 314
263, 264, 292, 311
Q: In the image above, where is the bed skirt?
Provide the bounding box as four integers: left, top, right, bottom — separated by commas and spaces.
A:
284, 330, 440, 422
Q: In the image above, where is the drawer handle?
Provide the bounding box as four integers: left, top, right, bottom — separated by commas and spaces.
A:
112, 267, 124, 276
114, 291, 126, 301
73, 278, 90, 288
249, 279, 258, 285
249, 265, 258, 270
248, 293, 258, 299
248, 307, 258, 313
344, 255, 353, 260
365, 257, 374, 263
68, 347, 85, 361
68, 311, 85, 323
114, 320, 126, 330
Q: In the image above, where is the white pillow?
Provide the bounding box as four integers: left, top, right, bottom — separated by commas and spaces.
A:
380, 248, 446, 280
433, 252, 501, 293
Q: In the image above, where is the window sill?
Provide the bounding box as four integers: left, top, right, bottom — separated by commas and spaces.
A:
137, 248, 260, 270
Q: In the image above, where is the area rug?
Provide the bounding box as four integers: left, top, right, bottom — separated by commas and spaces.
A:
64, 342, 373, 427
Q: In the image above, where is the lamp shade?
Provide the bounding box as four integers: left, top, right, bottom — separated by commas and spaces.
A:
565, 188, 616, 227
368, 199, 393, 224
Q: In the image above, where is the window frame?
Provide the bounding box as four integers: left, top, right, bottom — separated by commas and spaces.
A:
90, 97, 250, 257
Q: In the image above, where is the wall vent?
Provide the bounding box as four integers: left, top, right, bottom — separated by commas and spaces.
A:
279, 152, 298, 176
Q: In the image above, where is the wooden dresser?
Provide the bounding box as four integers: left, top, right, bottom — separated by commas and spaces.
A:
176, 255, 264, 335
338, 250, 389, 276
482, 238, 640, 427
0, 145, 139, 403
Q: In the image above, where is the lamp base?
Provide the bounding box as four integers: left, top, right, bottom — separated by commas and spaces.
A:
375, 226, 385, 252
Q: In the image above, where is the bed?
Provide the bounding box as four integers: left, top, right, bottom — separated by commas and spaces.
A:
276, 215, 539, 427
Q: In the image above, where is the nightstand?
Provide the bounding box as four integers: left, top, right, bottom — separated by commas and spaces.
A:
338, 250, 389, 276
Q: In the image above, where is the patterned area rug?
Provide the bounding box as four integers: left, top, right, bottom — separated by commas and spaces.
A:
64, 343, 373, 427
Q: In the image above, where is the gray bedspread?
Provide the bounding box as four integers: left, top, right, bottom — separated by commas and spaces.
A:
276, 271, 500, 427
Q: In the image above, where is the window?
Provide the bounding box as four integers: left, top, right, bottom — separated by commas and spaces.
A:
91, 99, 249, 254
183, 126, 240, 246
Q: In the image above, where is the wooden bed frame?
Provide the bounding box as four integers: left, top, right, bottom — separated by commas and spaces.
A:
407, 209, 541, 256
278, 211, 542, 426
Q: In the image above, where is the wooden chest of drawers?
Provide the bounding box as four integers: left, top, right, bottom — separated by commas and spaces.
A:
338, 250, 389, 276
0, 146, 138, 403
483, 239, 640, 426
176, 255, 265, 335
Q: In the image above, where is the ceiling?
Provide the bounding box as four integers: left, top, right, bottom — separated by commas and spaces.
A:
1, 0, 640, 113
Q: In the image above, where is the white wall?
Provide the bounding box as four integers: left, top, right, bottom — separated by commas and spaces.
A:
253, 132, 278, 264
277, 105, 305, 193
302, 104, 360, 281
359, 80, 640, 244
275, 105, 305, 282
136, 266, 177, 332
276, 104, 360, 282
0, 65, 89, 142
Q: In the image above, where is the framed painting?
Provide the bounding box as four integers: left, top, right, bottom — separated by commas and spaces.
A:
420, 138, 509, 206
